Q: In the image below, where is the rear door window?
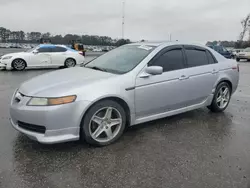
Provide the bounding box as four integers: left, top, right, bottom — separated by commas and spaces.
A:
52, 46, 67, 52
38, 47, 52, 53
206, 51, 217, 64
185, 48, 209, 67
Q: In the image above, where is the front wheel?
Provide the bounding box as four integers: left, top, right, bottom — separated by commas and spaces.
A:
236, 58, 240, 62
64, 58, 76, 68
208, 82, 231, 112
81, 100, 126, 146
12, 59, 26, 71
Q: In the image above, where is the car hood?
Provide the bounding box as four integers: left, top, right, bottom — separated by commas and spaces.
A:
19, 67, 116, 97
2, 52, 26, 58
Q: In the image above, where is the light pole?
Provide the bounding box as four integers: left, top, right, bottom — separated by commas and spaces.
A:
122, 0, 125, 39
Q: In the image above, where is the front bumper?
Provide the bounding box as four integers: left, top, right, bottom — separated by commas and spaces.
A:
0, 59, 12, 69
9, 93, 91, 144
0, 63, 6, 69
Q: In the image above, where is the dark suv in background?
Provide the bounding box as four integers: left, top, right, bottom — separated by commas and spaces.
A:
207, 45, 233, 59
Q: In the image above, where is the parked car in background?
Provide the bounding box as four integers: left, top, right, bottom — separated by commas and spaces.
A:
10, 42, 239, 146
231, 49, 243, 58
0, 44, 85, 70
207, 45, 233, 59
93, 48, 102, 52
236, 47, 250, 62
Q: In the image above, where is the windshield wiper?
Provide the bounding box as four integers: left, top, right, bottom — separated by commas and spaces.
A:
88, 66, 107, 72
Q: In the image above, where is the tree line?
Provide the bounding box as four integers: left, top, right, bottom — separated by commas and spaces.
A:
0, 27, 131, 46
206, 41, 250, 49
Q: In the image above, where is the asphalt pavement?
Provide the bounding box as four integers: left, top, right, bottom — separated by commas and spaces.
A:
0, 54, 250, 187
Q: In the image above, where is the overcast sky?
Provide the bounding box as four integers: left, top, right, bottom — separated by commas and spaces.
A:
0, 0, 249, 43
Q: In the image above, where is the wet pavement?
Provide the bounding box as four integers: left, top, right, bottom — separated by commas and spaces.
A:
0, 61, 250, 188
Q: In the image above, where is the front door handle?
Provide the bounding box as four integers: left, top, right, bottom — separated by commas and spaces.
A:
179, 75, 189, 80
212, 69, 219, 74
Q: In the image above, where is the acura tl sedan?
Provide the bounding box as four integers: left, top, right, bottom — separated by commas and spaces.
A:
0, 44, 85, 70
10, 42, 239, 146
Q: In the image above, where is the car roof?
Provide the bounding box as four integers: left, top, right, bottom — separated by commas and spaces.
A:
38, 44, 78, 52
128, 41, 209, 49
39, 44, 68, 48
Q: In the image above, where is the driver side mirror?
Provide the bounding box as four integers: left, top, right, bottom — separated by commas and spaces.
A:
145, 66, 163, 75
140, 66, 163, 78
33, 50, 38, 54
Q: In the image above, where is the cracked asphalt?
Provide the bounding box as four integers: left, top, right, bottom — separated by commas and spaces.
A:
0, 55, 250, 188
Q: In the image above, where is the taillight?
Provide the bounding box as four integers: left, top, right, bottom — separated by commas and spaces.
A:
232, 64, 239, 72
79, 51, 83, 56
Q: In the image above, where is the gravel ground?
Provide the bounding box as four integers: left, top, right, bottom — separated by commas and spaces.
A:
0, 54, 250, 188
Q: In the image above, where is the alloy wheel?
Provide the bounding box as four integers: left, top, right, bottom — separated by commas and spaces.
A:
13, 60, 25, 70
65, 59, 75, 67
216, 86, 230, 109
89, 107, 122, 143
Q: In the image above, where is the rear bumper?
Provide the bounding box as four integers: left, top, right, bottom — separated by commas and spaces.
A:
237, 56, 250, 59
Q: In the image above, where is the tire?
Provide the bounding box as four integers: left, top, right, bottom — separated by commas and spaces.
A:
64, 58, 76, 68
12, 59, 26, 71
247, 59, 250, 62
81, 100, 126, 146
236, 58, 240, 62
208, 82, 231, 113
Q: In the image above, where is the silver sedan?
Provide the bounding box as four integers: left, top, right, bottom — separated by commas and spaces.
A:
10, 42, 239, 146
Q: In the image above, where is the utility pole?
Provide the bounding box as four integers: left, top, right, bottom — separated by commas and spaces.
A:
122, 1, 125, 39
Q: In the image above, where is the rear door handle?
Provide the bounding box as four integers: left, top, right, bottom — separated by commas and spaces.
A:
179, 75, 189, 80
212, 69, 219, 74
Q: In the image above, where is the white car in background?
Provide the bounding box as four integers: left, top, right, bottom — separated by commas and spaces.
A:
93, 48, 102, 52
236, 47, 250, 62
0, 44, 85, 70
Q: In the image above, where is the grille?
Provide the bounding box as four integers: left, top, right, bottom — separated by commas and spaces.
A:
18, 121, 46, 134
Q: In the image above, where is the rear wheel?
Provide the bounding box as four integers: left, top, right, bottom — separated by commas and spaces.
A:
64, 58, 76, 68
81, 100, 126, 146
208, 82, 231, 112
12, 59, 26, 71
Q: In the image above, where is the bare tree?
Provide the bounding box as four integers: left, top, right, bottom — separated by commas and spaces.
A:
239, 14, 250, 41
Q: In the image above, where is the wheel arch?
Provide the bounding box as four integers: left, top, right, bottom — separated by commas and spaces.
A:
65, 57, 76, 63
11, 58, 27, 68
80, 96, 132, 129
216, 79, 232, 92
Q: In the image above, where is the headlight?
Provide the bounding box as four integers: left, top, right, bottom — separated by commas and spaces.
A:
27, 95, 77, 106
2, 56, 12, 60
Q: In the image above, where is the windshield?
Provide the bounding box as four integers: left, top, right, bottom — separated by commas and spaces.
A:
26, 46, 37, 52
244, 48, 250, 52
85, 45, 155, 74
